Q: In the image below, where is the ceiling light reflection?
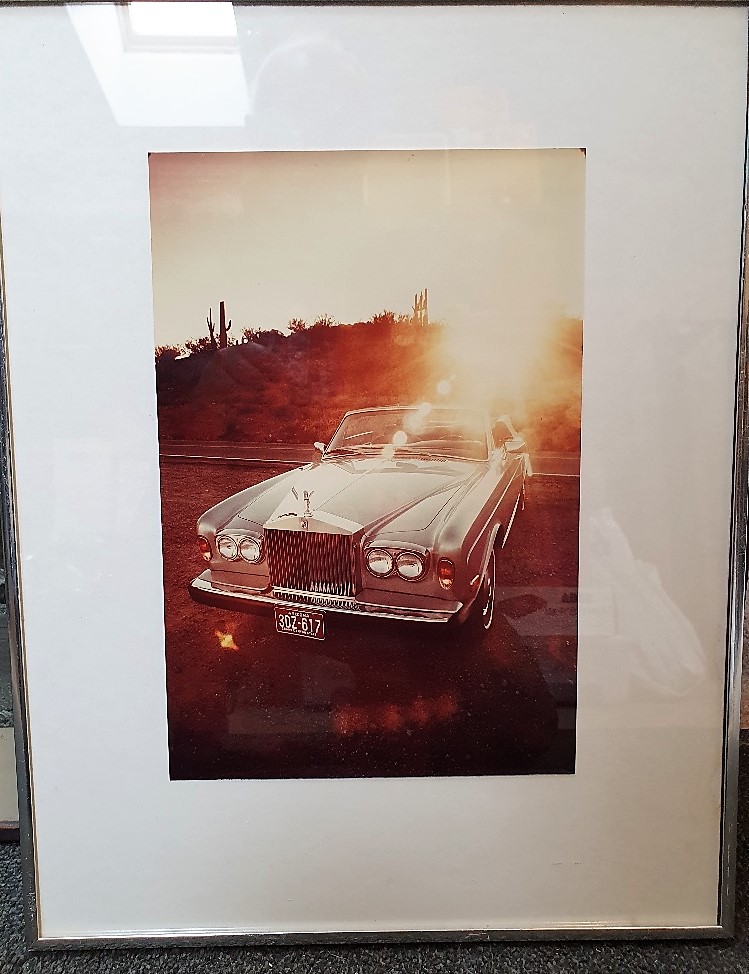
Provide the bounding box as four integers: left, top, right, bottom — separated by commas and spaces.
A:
127, 2, 237, 39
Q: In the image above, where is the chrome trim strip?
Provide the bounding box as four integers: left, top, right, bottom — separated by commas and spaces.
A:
212, 578, 269, 594
501, 486, 522, 549
273, 587, 356, 606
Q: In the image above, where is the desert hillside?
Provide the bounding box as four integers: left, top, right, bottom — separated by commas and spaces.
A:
155, 315, 582, 453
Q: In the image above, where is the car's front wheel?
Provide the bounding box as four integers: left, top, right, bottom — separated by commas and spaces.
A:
440, 543, 501, 651
476, 547, 496, 631
456, 546, 497, 646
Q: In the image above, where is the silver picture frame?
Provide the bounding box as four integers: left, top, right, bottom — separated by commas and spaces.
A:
0, 0, 746, 947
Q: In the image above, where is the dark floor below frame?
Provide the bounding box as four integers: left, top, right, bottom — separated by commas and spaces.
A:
0, 738, 747, 970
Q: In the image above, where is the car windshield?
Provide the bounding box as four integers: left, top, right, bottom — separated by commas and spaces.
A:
326, 408, 489, 461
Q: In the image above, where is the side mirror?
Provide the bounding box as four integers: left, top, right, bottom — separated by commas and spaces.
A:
493, 415, 524, 452
493, 426, 512, 446
313, 441, 326, 453
505, 436, 526, 454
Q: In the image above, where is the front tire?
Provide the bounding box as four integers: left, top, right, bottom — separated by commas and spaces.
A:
477, 547, 496, 631
458, 546, 497, 644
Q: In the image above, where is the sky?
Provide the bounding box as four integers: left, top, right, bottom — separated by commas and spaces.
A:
149, 148, 584, 350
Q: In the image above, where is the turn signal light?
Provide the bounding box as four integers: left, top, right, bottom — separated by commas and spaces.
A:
437, 558, 455, 589
197, 537, 211, 563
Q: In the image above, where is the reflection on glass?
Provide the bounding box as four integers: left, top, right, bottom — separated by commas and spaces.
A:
126, 2, 237, 40
68, 2, 246, 127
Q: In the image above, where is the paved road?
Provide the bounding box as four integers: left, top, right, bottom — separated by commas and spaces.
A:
160, 441, 580, 477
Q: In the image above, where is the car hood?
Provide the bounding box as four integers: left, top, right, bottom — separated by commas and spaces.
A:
236, 456, 480, 533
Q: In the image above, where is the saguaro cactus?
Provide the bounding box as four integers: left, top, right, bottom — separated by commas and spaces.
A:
206, 309, 217, 350
219, 300, 232, 348
206, 301, 232, 349
412, 288, 429, 327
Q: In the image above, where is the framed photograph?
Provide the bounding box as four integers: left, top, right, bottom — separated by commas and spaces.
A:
0, 0, 746, 946
154, 146, 582, 782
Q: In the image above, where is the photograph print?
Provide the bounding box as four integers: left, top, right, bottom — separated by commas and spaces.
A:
150, 148, 584, 780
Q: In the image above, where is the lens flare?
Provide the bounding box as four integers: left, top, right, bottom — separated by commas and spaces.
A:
214, 629, 239, 651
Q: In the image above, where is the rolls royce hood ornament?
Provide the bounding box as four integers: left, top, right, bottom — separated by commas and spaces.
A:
303, 490, 314, 517
288, 485, 314, 516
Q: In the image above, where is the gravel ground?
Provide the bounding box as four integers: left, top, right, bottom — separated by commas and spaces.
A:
159, 462, 579, 779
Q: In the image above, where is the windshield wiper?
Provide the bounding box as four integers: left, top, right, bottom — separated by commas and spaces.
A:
323, 445, 381, 458
392, 447, 479, 462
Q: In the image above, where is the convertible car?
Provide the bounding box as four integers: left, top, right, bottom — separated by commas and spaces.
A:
188, 405, 529, 640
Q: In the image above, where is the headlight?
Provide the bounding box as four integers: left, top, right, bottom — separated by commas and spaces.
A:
216, 534, 239, 561
366, 548, 393, 576
395, 551, 425, 580
239, 536, 262, 563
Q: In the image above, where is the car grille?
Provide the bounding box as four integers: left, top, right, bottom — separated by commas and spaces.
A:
265, 529, 358, 597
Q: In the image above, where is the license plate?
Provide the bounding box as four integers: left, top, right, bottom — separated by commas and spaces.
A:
274, 606, 325, 640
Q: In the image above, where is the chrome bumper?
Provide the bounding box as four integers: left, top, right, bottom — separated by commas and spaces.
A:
188, 571, 463, 624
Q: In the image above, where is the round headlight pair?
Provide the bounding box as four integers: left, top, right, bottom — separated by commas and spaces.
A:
365, 548, 426, 581
216, 534, 263, 564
